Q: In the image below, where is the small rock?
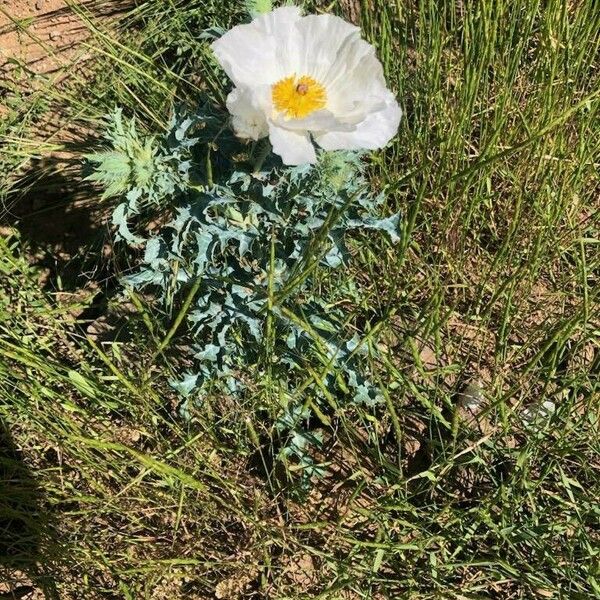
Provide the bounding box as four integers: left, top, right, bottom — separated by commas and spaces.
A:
418, 343, 438, 370
456, 380, 493, 434
283, 553, 316, 587
49, 30, 61, 41
522, 400, 556, 427
458, 380, 485, 411
35, 0, 45, 10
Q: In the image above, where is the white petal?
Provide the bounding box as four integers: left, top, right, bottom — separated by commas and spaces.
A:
268, 123, 316, 165
227, 87, 269, 141
212, 30, 275, 88
214, 8, 402, 157
287, 14, 361, 80
315, 93, 401, 151
211, 7, 302, 87
324, 34, 380, 90
325, 51, 389, 118
273, 110, 354, 133
253, 6, 303, 34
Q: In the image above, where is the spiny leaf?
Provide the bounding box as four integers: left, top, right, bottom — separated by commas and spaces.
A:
88, 103, 402, 487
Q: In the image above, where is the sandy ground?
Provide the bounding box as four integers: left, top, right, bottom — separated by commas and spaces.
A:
0, 0, 128, 114
0, 0, 89, 76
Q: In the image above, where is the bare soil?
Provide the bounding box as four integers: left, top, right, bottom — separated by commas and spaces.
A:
0, 0, 128, 85
1, 0, 88, 79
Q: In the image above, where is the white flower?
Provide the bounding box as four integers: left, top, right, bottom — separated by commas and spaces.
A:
211, 6, 402, 165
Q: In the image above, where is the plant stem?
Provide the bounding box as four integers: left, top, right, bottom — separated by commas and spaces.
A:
154, 277, 203, 358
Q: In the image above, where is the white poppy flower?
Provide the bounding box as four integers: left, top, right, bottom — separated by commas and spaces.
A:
212, 6, 402, 165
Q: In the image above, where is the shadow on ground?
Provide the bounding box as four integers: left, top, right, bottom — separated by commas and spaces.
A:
0, 420, 59, 599
1, 145, 111, 286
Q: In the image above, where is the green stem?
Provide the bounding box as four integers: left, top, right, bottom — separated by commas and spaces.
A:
154, 277, 203, 358
252, 139, 272, 173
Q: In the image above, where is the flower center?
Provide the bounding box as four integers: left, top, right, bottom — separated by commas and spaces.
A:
272, 75, 327, 119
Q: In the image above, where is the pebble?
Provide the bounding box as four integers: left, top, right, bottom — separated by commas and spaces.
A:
458, 380, 485, 411
522, 400, 556, 426
35, 0, 44, 10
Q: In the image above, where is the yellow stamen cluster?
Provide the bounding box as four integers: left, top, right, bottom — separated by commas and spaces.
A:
272, 75, 327, 119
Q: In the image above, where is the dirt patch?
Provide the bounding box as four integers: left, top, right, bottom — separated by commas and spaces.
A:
1, 0, 88, 80
0, 0, 128, 86
0, 1, 130, 300
339, 0, 361, 24
0, 572, 43, 600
